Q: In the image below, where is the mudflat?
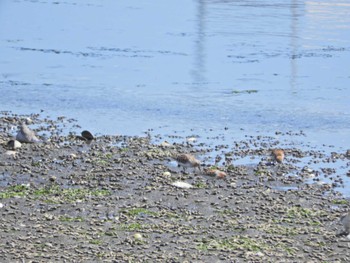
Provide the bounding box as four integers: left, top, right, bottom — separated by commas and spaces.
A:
0, 112, 349, 262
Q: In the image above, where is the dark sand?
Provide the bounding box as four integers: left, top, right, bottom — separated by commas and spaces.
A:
0, 112, 349, 262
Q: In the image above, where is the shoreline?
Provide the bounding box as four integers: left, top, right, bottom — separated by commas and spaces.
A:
1, 112, 350, 262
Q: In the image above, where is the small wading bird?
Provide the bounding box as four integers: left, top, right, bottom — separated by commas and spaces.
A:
272, 149, 285, 163
16, 123, 40, 143
174, 153, 201, 173
204, 168, 227, 179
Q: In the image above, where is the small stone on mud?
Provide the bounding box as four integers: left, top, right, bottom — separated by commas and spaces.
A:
49, 176, 57, 182
81, 130, 94, 140
134, 233, 143, 240
162, 171, 171, 177
230, 182, 236, 187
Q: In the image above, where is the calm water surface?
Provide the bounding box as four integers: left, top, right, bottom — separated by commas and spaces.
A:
0, 1, 349, 191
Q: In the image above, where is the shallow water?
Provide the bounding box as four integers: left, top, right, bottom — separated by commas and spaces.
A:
0, 1, 349, 191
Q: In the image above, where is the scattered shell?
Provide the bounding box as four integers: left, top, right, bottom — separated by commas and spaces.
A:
160, 141, 171, 147
171, 181, 193, 189
305, 173, 315, 178
25, 117, 33, 124
162, 171, 171, 177
187, 137, 197, 143
302, 167, 314, 173
4, 150, 16, 157
7, 140, 22, 150
44, 213, 54, 221
246, 251, 264, 257
134, 233, 143, 240
0, 203, 3, 209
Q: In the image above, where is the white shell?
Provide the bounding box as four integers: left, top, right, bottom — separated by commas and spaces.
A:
134, 233, 143, 240
171, 181, 193, 189
186, 137, 197, 143
4, 150, 16, 157
162, 171, 171, 177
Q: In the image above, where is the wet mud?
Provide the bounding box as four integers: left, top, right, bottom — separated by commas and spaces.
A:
0, 112, 350, 262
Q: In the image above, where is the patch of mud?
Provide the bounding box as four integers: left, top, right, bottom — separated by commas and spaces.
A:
0, 112, 350, 262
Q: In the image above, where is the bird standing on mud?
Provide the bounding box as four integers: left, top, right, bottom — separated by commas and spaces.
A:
16, 123, 40, 143
272, 149, 285, 163
174, 153, 201, 173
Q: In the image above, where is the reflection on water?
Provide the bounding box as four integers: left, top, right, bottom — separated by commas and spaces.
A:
289, 0, 300, 91
192, 0, 207, 83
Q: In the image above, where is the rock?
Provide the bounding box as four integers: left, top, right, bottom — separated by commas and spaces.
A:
343, 149, 350, 159
81, 130, 94, 140
49, 176, 57, 182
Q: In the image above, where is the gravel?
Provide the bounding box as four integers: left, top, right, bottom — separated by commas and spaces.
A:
0, 112, 349, 262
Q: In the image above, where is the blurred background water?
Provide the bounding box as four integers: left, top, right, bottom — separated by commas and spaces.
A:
0, 0, 349, 187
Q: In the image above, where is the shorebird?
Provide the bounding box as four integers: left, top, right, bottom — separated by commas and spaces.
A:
174, 153, 201, 173
339, 212, 350, 237
272, 149, 285, 163
204, 168, 227, 179
16, 123, 40, 143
